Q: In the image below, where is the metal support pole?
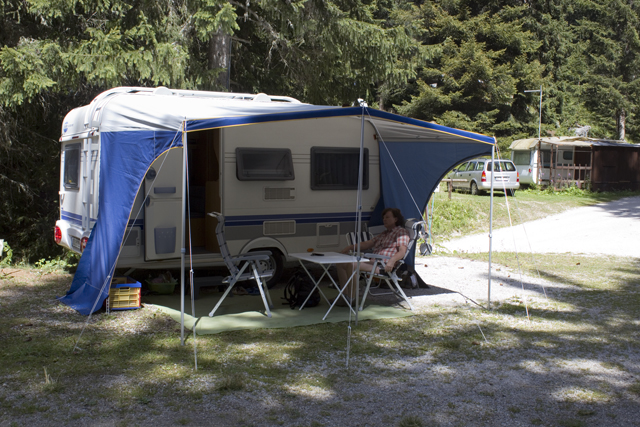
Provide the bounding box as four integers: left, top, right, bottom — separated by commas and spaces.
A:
488, 144, 495, 309
355, 99, 367, 325
180, 125, 187, 346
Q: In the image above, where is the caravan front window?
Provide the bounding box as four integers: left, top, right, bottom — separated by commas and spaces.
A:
512, 151, 530, 165
63, 143, 81, 190
236, 148, 294, 181
310, 147, 369, 190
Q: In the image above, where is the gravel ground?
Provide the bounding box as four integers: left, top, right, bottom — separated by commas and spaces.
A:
2, 197, 640, 426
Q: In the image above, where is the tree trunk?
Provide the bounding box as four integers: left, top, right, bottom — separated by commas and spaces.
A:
617, 108, 626, 141
208, 29, 231, 91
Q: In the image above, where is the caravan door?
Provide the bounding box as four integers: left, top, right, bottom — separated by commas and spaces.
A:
144, 149, 183, 261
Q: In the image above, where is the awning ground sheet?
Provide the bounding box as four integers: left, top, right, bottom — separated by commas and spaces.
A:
144, 286, 413, 335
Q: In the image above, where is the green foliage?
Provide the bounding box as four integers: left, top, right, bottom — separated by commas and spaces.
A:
1, 241, 14, 266
34, 252, 78, 273
1, 0, 640, 261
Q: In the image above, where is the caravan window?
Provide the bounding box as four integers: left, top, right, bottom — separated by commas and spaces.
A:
310, 147, 369, 190
63, 143, 81, 190
236, 148, 294, 181
512, 151, 530, 165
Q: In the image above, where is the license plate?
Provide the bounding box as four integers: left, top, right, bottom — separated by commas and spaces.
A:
71, 236, 81, 251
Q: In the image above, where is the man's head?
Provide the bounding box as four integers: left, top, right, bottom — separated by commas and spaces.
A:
382, 208, 404, 228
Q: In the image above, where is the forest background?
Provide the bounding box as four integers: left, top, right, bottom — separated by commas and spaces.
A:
1, 0, 639, 263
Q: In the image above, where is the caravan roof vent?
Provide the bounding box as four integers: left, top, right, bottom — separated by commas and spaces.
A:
252, 93, 271, 102
153, 87, 174, 96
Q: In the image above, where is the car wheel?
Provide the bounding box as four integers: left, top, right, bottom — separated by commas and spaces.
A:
470, 181, 479, 196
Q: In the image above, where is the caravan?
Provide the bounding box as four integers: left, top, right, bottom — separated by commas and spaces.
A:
55, 87, 495, 314
510, 138, 579, 186
56, 88, 380, 286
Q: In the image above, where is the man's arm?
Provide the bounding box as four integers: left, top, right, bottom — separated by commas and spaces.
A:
341, 237, 375, 254
384, 244, 407, 272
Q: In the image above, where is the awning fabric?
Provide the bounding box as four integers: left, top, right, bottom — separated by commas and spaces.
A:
58, 88, 495, 315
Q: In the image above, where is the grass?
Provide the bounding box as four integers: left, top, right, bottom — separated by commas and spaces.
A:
4, 252, 639, 426
428, 188, 640, 239
1, 189, 639, 425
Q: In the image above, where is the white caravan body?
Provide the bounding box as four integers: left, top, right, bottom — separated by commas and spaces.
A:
56, 88, 379, 282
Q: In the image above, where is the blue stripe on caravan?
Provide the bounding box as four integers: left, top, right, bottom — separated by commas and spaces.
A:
226, 211, 373, 227
61, 210, 99, 226
61, 210, 82, 226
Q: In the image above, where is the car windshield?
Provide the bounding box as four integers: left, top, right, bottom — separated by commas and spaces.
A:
487, 161, 516, 172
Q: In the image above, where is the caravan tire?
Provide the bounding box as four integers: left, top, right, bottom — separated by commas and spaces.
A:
251, 249, 284, 289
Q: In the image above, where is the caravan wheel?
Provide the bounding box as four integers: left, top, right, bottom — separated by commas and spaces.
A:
251, 249, 284, 289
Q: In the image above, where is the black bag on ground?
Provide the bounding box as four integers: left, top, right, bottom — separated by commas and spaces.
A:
282, 269, 320, 309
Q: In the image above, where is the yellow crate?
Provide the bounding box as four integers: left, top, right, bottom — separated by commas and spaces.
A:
108, 277, 141, 310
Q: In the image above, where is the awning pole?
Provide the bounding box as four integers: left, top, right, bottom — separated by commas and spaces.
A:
180, 123, 187, 346
488, 143, 495, 309
355, 100, 367, 326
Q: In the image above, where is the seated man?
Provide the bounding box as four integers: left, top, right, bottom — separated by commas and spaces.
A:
335, 208, 409, 306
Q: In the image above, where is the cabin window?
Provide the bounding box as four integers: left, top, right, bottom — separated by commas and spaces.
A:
63, 143, 81, 190
236, 148, 294, 181
310, 147, 368, 190
561, 151, 573, 161
541, 150, 553, 168
512, 151, 530, 165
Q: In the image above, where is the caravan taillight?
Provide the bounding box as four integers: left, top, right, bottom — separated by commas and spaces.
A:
481, 171, 486, 182
54, 226, 62, 244
517, 172, 520, 183
81, 237, 88, 252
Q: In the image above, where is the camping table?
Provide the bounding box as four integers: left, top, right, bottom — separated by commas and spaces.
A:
290, 252, 369, 320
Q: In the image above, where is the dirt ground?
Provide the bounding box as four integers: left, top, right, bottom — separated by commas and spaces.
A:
440, 195, 640, 258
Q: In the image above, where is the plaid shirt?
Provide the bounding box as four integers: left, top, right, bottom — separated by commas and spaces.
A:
371, 226, 410, 260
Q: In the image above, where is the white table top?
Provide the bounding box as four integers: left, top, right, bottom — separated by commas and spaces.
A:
289, 252, 368, 264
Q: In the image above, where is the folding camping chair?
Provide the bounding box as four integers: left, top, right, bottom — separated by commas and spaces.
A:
348, 218, 426, 312
206, 212, 274, 317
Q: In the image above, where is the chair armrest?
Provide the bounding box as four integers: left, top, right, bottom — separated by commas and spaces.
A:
231, 254, 270, 262
363, 253, 391, 261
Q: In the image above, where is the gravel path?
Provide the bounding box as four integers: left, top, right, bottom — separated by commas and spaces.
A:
439, 195, 640, 257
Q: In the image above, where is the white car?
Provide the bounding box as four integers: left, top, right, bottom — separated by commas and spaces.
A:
450, 158, 520, 195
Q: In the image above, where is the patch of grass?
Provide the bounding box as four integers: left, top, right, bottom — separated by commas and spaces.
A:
397, 415, 424, 427
627, 381, 640, 396
558, 419, 585, 427
215, 373, 245, 392
431, 190, 640, 240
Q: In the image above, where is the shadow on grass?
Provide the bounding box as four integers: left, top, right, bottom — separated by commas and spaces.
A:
1, 257, 640, 426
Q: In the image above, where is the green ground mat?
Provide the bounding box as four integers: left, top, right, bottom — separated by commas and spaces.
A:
143, 286, 413, 335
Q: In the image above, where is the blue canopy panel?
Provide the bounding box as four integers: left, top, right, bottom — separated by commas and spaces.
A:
373, 140, 493, 268
58, 99, 494, 315
58, 130, 182, 315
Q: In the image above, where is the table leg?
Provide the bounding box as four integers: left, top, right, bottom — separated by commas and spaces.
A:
322, 269, 358, 320
297, 261, 331, 310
